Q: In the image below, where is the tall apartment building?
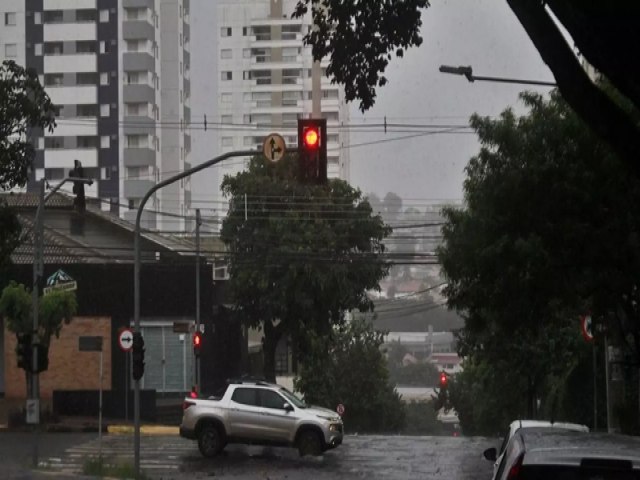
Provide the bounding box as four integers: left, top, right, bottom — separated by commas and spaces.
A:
0, 0, 191, 231
213, 0, 350, 197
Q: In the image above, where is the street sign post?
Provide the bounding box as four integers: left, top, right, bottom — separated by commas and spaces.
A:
262, 133, 286, 162
118, 328, 134, 352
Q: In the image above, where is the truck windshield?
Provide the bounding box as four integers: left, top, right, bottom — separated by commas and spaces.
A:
279, 388, 307, 408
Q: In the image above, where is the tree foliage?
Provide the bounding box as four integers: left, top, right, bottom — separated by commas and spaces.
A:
438, 91, 640, 431
292, 1, 640, 178
0, 281, 77, 347
0, 60, 56, 273
1, 60, 56, 190
220, 154, 391, 381
294, 317, 405, 433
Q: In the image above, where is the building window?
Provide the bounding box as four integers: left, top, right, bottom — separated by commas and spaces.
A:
100, 104, 110, 117
243, 48, 251, 59
4, 44, 17, 58
221, 93, 232, 103
101, 167, 111, 180
221, 115, 232, 124
242, 27, 248, 36
44, 73, 64, 86
101, 136, 110, 149
34, 44, 43, 56
222, 137, 233, 147
100, 72, 109, 85
221, 27, 232, 37
5, 12, 17, 25
221, 49, 232, 59
99, 9, 109, 22
221, 71, 232, 81
34, 12, 41, 24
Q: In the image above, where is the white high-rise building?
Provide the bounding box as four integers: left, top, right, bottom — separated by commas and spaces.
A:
212, 0, 350, 196
0, 0, 191, 231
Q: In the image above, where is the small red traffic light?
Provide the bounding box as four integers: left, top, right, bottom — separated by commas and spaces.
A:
303, 127, 319, 149
193, 332, 201, 348
440, 372, 448, 387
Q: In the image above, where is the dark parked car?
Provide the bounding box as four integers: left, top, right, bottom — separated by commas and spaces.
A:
494, 427, 640, 479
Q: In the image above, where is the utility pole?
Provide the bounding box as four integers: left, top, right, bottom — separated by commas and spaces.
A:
195, 208, 202, 390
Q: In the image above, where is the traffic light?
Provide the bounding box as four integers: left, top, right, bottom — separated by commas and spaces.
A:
297, 118, 327, 184
16, 333, 32, 371
69, 159, 86, 213
193, 332, 202, 356
132, 332, 145, 381
439, 371, 448, 389
34, 344, 49, 373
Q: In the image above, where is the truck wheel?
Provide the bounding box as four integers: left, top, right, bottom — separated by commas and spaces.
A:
297, 430, 323, 457
198, 424, 225, 458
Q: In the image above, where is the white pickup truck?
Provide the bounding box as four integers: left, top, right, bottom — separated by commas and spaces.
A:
179, 379, 344, 457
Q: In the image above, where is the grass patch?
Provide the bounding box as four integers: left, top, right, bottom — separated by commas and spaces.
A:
83, 456, 149, 480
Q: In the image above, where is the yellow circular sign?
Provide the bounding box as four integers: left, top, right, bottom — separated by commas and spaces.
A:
262, 133, 287, 162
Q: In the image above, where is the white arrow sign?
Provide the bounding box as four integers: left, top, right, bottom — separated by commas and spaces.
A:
118, 328, 134, 352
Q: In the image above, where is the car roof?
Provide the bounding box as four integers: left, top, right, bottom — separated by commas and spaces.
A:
517, 429, 640, 469
510, 419, 589, 433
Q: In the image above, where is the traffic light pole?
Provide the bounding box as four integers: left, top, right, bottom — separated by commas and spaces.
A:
195, 208, 202, 391
133, 149, 257, 474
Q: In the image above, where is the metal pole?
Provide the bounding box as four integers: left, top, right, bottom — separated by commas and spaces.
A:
468, 74, 557, 87
593, 343, 598, 431
133, 150, 257, 474
99, 348, 103, 458
195, 208, 202, 390
605, 335, 612, 433
32, 179, 45, 467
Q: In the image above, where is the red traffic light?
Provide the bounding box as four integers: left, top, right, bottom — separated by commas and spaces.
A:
303, 127, 320, 149
193, 332, 202, 349
440, 372, 448, 387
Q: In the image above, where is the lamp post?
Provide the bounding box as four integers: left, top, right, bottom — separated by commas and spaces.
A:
439, 65, 557, 87
132, 149, 258, 474
31, 175, 93, 466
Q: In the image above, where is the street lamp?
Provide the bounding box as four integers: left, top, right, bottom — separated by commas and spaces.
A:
439, 65, 557, 87
31, 175, 93, 466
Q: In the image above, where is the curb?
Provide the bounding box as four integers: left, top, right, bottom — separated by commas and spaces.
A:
107, 424, 179, 435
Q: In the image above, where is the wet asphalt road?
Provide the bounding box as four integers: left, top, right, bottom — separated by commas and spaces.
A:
1, 432, 496, 479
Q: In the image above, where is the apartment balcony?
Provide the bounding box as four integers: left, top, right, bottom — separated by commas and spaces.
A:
123, 147, 156, 167
45, 148, 98, 169
123, 52, 155, 72
183, 105, 191, 123
183, 22, 190, 40
123, 0, 154, 8
44, 0, 96, 9
124, 179, 156, 199
123, 20, 155, 41
249, 59, 302, 71
44, 54, 96, 73
184, 49, 190, 66
123, 115, 156, 135
47, 119, 97, 137
47, 85, 97, 105
250, 37, 303, 49
123, 84, 155, 104
44, 23, 97, 42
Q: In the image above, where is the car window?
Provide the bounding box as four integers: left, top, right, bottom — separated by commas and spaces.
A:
260, 389, 286, 410
231, 387, 259, 406
497, 436, 523, 480
498, 428, 510, 455
521, 466, 639, 480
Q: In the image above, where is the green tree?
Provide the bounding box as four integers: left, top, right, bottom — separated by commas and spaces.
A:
0, 281, 77, 395
220, 154, 391, 381
294, 317, 406, 433
438, 91, 640, 430
292, 1, 640, 177
0, 60, 56, 273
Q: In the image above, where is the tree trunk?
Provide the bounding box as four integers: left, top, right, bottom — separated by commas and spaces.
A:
262, 321, 284, 383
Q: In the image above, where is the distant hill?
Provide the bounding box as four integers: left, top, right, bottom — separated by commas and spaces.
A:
369, 300, 465, 332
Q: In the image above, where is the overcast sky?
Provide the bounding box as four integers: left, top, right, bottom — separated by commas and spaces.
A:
190, 0, 556, 213
347, 0, 555, 208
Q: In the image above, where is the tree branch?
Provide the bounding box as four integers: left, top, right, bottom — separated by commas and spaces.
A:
507, 0, 640, 178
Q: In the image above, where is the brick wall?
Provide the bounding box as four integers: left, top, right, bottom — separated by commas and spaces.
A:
4, 317, 112, 399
